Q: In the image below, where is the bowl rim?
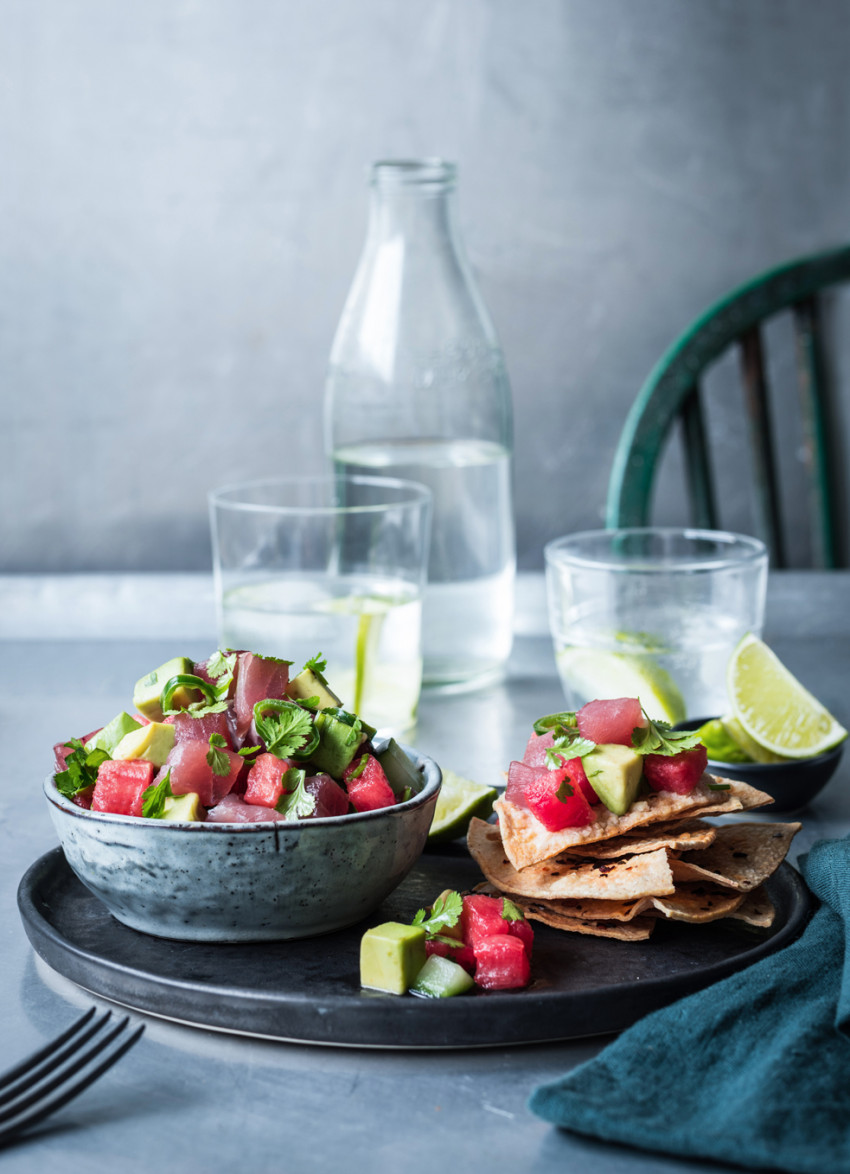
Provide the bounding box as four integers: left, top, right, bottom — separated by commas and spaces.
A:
44, 742, 442, 832
674, 717, 845, 771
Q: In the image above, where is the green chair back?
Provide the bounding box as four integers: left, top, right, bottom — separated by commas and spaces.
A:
606, 245, 850, 567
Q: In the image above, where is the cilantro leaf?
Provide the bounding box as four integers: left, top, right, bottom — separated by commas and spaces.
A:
554, 777, 575, 803
631, 711, 703, 757
55, 739, 109, 798
303, 652, 328, 677
501, 897, 524, 922
237, 744, 262, 758
142, 770, 174, 819
206, 733, 232, 777
254, 700, 317, 759
412, 891, 463, 937
274, 768, 316, 820
532, 711, 596, 769
206, 650, 237, 682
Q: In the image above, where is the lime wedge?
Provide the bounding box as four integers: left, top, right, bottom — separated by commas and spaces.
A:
428, 770, 498, 844
726, 633, 847, 759
555, 648, 686, 724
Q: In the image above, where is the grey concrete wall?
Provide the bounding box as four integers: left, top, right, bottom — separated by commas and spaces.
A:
4, 0, 850, 572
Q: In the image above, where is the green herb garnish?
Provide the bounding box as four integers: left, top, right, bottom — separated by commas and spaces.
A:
274, 767, 316, 820
707, 782, 732, 791
253, 699, 318, 759
501, 897, 524, 922
631, 711, 703, 757
554, 778, 575, 803
531, 711, 596, 768
142, 770, 174, 819
206, 733, 232, 777
303, 652, 328, 677
55, 739, 109, 798
412, 891, 463, 938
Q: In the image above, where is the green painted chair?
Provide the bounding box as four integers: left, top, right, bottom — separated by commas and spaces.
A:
605, 245, 850, 567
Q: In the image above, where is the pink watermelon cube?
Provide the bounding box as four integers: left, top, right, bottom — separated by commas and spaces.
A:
425, 937, 477, 974
244, 753, 292, 807
344, 755, 396, 813
461, 893, 510, 951
91, 759, 155, 817
643, 745, 708, 794
524, 764, 595, 831
474, 934, 531, 990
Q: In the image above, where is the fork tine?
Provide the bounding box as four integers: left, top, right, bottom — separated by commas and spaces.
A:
0, 1014, 133, 1127
0, 1021, 144, 1146
0, 1010, 113, 1108
0, 1007, 97, 1094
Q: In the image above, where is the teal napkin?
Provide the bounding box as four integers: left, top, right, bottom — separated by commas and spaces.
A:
529, 836, 850, 1174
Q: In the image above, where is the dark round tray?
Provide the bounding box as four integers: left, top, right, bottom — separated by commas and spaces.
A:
18, 846, 813, 1049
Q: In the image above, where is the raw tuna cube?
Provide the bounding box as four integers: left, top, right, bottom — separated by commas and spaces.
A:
92, 759, 155, 817
524, 764, 595, 831
460, 893, 511, 951
233, 653, 291, 742
159, 740, 242, 806
71, 786, 95, 810
244, 753, 292, 807
425, 937, 477, 974
576, 697, 645, 747
305, 773, 349, 818
643, 745, 708, 794
167, 709, 235, 748
474, 934, 531, 990
522, 729, 559, 769
206, 793, 286, 823
505, 760, 535, 808
344, 755, 396, 813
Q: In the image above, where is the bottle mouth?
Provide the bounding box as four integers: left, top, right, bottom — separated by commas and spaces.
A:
371, 159, 457, 190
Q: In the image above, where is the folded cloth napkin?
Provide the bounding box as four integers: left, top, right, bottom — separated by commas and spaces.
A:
529, 836, 850, 1174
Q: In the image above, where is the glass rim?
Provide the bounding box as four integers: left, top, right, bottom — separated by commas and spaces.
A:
208, 474, 433, 517
544, 527, 768, 574
370, 158, 457, 188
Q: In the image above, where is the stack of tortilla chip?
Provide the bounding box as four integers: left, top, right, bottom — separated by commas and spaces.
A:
467, 777, 800, 941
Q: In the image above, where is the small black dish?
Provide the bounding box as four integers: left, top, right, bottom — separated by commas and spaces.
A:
675, 717, 844, 815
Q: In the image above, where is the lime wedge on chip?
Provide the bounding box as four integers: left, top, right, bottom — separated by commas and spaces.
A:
727, 633, 847, 759
428, 770, 498, 844
555, 648, 686, 724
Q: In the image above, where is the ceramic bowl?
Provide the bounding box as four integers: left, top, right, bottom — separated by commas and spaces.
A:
43, 741, 441, 943
676, 718, 844, 815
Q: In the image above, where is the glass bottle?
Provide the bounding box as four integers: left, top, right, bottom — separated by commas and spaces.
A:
325, 159, 515, 690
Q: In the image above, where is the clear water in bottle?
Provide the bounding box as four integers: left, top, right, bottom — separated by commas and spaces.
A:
333, 435, 515, 688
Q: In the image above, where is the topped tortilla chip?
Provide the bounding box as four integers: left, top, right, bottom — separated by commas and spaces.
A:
563, 819, 717, 859
493, 775, 773, 871
468, 818, 676, 901
669, 821, 800, 892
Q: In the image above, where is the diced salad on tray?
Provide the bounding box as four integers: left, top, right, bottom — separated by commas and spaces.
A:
52, 650, 417, 823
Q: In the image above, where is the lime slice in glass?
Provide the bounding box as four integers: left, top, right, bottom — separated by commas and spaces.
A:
555, 648, 686, 724
726, 633, 847, 759
428, 770, 498, 844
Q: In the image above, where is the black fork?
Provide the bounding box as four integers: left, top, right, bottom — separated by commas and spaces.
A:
0, 1007, 144, 1144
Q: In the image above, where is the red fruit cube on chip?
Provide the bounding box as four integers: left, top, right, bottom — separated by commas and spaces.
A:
244, 753, 292, 807
576, 697, 645, 747
474, 934, 532, 990
344, 755, 396, 813
92, 759, 155, 817
524, 764, 595, 831
562, 756, 600, 806
643, 745, 708, 795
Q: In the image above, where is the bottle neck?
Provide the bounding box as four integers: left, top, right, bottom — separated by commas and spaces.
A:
366, 160, 458, 245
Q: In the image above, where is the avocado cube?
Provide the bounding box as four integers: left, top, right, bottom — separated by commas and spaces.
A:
85, 711, 142, 755
133, 656, 195, 721
410, 954, 474, 998
309, 712, 365, 777
112, 721, 176, 768
375, 737, 423, 800
360, 923, 427, 994
584, 743, 644, 815
288, 667, 343, 710
162, 792, 203, 822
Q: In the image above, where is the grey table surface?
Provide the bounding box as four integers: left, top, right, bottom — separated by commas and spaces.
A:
1, 571, 848, 1174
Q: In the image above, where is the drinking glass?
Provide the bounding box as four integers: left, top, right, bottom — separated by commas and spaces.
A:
544, 528, 768, 721
209, 476, 432, 737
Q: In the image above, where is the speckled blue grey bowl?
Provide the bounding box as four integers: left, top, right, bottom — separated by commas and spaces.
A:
43, 742, 441, 943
